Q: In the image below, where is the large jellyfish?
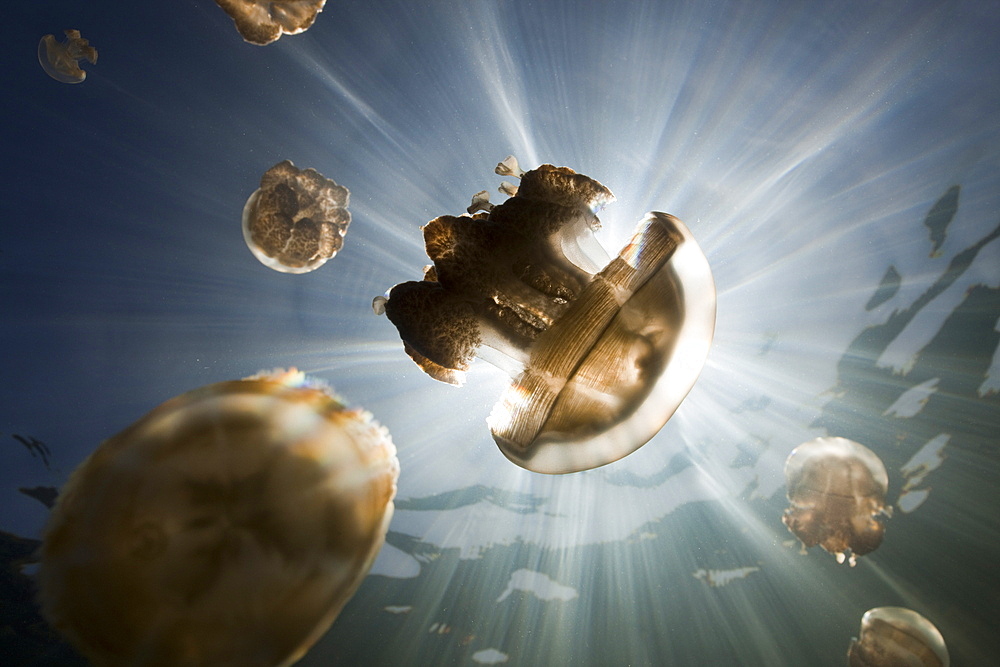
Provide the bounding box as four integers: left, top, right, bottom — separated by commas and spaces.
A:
375, 157, 716, 474
38, 30, 97, 84
782, 436, 892, 566
242, 160, 351, 274
214, 0, 327, 45
848, 607, 949, 667
39, 369, 398, 667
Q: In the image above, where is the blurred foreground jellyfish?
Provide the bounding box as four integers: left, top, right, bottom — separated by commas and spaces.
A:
38, 30, 97, 83
215, 0, 327, 45
783, 437, 892, 566
243, 160, 351, 273
39, 369, 398, 667
848, 607, 949, 666
374, 157, 716, 474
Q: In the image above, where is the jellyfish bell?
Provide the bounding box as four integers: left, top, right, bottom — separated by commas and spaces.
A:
782, 436, 891, 566
377, 158, 716, 474
848, 607, 949, 667
242, 160, 351, 274
215, 0, 327, 45
39, 369, 398, 667
38, 30, 97, 84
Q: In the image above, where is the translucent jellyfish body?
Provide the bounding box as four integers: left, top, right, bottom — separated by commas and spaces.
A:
39, 369, 398, 667
782, 437, 891, 566
848, 607, 949, 667
215, 0, 327, 45
376, 157, 716, 474
38, 30, 97, 84
242, 160, 351, 273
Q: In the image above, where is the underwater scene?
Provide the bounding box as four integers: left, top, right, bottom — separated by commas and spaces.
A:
3, 1, 999, 665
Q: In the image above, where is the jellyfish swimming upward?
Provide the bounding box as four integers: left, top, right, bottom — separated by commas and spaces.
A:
783, 436, 892, 566
38, 30, 97, 84
376, 157, 716, 474
848, 607, 949, 667
242, 159, 351, 273
39, 369, 398, 667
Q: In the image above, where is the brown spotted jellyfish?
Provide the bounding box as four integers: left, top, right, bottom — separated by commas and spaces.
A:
39, 369, 398, 666
242, 160, 351, 274
375, 157, 716, 474
783, 436, 893, 566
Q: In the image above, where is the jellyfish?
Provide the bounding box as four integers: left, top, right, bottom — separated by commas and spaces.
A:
848, 607, 949, 667
375, 157, 716, 474
39, 369, 398, 667
242, 160, 351, 273
782, 436, 892, 566
214, 0, 327, 45
38, 30, 97, 84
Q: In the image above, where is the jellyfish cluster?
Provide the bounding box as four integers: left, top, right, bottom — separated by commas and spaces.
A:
214, 0, 328, 45
242, 160, 351, 274
779, 438, 952, 662
39, 369, 398, 666
25, 5, 958, 659
27, 148, 716, 661
38, 30, 97, 84
376, 156, 716, 474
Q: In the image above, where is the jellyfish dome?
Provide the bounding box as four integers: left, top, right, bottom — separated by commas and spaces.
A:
376, 157, 716, 474
39, 369, 398, 667
848, 607, 949, 667
242, 160, 351, 274
38, 30, 97, 84
782, 436, 891, 566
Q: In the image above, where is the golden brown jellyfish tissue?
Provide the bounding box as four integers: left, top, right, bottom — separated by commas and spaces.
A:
242, 160, 351, 273
848, 607, 949, 667
38, 30, 97, 84
782, 436, 892, 566
214, 0, 327, 45
375, 157, 716, 474
39, 369, 398, 667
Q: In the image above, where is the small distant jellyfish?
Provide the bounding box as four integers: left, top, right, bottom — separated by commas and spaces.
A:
214, 0, 327, 45
848, 607, 949, 667
38, 30, 97, 84
374, 157, 716, 474
242, 160, 351, 273
782, 436, 892, 566
39, 369, 398, 667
